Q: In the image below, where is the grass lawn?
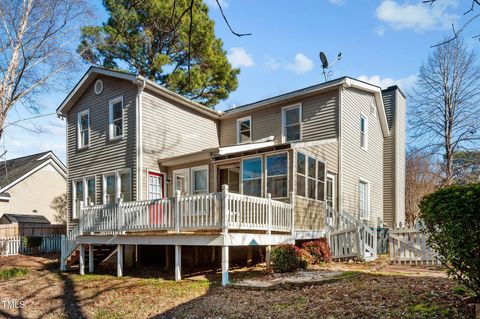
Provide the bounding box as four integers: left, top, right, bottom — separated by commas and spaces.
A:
0, 254, 474, 318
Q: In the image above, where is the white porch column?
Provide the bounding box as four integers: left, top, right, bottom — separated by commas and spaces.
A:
79, 244, 85, 275
88, 244, 94, 273
221, 245, 229, 286
117, 244, 123, 277
175, 245, 181, 281
265, 245, 272, 272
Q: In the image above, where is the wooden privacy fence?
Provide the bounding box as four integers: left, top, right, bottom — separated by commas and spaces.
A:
389, 223, 440, 265
0, 224, 65, 237
0, 235, 61, 256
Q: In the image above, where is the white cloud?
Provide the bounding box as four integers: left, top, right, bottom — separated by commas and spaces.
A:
374, 26, 385, 36
329, 0, 345, 5
205, 0, 229, 9
375, 0, 459, 32
227, 48, 254, 68
285, 53, 314, 74
357, 74, 417, 93
265, 57, 280, 70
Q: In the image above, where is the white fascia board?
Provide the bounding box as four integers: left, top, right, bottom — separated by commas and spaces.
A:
0, 159, 66, 193
37, 152, 67, 174
344, 78, 390, 138
217, 141, 276, 156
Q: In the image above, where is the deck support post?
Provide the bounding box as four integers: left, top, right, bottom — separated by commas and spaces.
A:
175, 245, 181, 281
265, 245, 271, 272
247, 246, 253, 266
117, 244, 123, 277
135, 244, 138, 264
79, 244, 85, 275
88, 244, 94, 273
211, 246, 216, 263
221, 245, 229, 286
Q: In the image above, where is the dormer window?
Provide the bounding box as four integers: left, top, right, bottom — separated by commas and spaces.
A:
109, 96, 124, 140
282, 104, 302, 142
77, 109, 90, 149
237, 116, 251, 144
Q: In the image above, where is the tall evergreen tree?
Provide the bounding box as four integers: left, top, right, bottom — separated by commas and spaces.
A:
78, 0, 239, 107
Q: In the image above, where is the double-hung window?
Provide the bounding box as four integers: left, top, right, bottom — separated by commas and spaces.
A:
72, 177, 96, 219
109, 96, 124, 140
358, 179, 369, 220
282, 104, 302, 142
103, 170, 131, 204
78, 110, 90, 149
360, 114, 368, 150
266, 153, 288, 198
237, 116, 251, 144
242, 157, 262, 197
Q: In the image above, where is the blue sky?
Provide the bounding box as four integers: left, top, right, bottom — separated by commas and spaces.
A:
3, 0, 478, 162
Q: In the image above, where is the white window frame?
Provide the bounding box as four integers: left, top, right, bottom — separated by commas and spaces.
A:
77, 109, 90, 149
84, 176, 96, 206
102, 169, 131, 204
72, 176, 96, 219
282, 103, 302, 143
191, 165, 209, 194
147, 170, 166, 199
358, 178, 370, 221
109, 96, 124, 140
295, 150, 326, 201
236, 116, 252, 144
265, 151, 289, 199
240, 155, 263, 197
360, 113, 368, 151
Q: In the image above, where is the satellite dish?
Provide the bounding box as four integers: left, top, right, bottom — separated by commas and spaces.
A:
319, 52, 329, 69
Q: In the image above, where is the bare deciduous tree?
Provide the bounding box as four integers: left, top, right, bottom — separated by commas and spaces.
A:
0, 0, 90, 140
405, 150, 439, 226
409, 37, 480, 186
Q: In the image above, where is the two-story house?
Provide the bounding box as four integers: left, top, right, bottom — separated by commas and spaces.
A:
57, 67, 405, 285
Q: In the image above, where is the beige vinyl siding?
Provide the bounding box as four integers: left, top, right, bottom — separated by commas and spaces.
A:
140, 88, 219, 199
66, 76, 138, 225
382, 89, 406, 227
394, 91, 406, 225
340, 88, 383, 226
0, 164, 66, 224
292, 141, 338, 232
219, 90, 338, 146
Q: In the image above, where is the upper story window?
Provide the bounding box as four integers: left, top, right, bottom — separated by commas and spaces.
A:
237, 116, 251, 144
77, 110, 90, 149
282, 104, 302, 142
109, 96, 124, 140
360, 114, 368, 150
266, 153, 288, 198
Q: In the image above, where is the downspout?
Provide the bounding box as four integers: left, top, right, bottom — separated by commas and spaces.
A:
337, 86, 343, 213
135, 79, 146, 201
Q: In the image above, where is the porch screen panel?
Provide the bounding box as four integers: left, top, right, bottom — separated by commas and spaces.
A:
296, 152, 306, 196
242, 157, 262, 197
266, 153, 288, 198
307, 156, 316, 199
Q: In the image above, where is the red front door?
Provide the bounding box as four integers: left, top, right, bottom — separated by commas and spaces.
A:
148, 172, 165, 226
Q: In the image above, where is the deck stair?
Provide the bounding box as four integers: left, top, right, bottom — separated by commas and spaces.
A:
66, 245, 118, 269
325, 206, 377, 261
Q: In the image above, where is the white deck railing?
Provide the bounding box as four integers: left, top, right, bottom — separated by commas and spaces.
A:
77, 186, 294, 235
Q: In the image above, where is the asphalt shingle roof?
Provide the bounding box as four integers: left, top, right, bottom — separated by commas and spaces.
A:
0, 151, 52, 190
0, 213, 51, 224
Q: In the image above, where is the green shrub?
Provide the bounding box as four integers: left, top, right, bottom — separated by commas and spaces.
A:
419, 183, 480, 298
301, 238, 332, 263
271, 244, 311, 273
22, 236, 43, 250
0, 267, 28, 279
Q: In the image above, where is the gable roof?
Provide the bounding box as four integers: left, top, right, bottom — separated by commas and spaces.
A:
0, 213, 51, 224
56, 66, 221, 119
0, 151, 67, 194
57, 67, 390, 137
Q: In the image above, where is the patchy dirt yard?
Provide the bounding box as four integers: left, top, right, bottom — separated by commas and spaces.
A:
0, 254, 475, 318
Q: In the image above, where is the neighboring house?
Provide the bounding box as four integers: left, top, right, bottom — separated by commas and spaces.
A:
57, 67, 406, 285
0, 151, 67, 225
